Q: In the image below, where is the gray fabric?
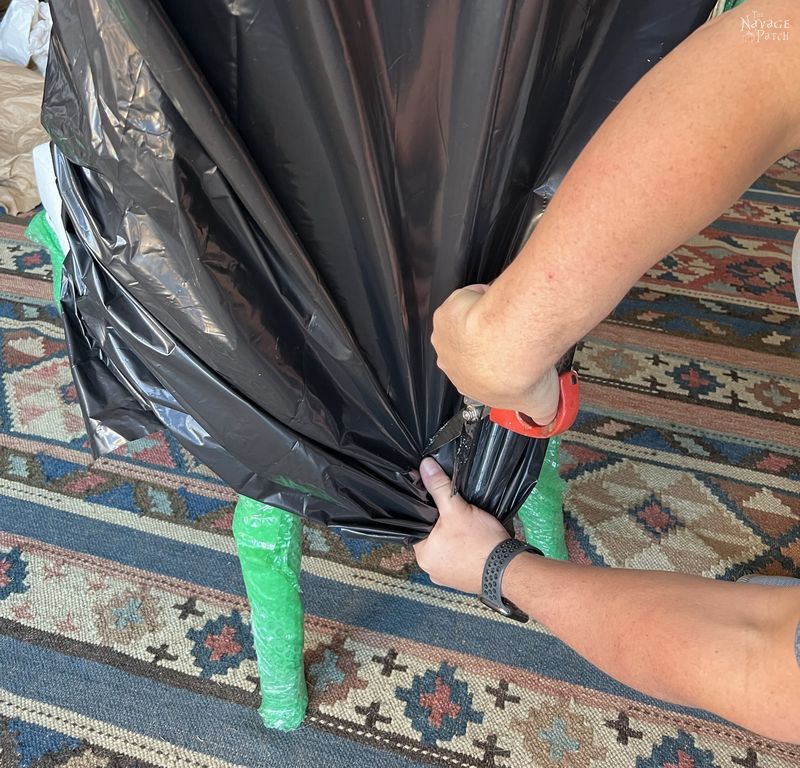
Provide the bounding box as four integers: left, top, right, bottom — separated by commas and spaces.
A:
796, 622, 800, 668
737, 574, 800, 666
794, 230, 800, 305
737, 574, 800, 587
789, 233, 798, 670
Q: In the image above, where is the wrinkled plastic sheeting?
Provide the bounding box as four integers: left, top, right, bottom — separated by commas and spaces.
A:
43, 0, 714, 542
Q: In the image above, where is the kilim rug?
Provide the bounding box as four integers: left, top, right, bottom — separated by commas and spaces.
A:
0, 153, 799, 768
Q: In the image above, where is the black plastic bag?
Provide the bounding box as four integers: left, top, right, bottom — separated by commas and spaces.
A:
43, 0, 714, 541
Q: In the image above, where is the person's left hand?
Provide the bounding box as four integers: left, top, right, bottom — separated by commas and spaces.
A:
413, 458, 508, 594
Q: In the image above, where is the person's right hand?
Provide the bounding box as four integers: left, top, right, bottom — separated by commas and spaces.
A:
431, 284, 560, 425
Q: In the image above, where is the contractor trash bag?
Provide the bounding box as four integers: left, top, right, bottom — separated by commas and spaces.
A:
42, 0, 714, 541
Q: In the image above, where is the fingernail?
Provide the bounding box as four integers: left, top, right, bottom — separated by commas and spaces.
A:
420, 457, 439, 479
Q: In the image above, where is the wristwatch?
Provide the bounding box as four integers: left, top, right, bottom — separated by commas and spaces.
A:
480, 538, 541, 622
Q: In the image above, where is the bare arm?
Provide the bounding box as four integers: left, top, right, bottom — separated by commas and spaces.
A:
414, 459, 800, 745
433, 0, 800, 421
503, 552, 800, 744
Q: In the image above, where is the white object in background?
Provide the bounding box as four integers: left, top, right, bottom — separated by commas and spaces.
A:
0, 0, 37, 68
28, 2, 50, 73
32, 142, 70, 258
0, 0, 51, 73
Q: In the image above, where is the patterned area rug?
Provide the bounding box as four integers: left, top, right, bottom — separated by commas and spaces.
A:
0, 153, 799, 768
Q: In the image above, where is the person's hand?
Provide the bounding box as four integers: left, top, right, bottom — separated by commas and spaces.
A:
413, 458, 508, 594
431, 284, 559, 425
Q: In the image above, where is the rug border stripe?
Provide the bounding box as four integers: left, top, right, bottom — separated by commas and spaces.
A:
574, 407, 800, 456
590, 321, 799, 375
0, 687, 246, 768
0, 273, 52, 300
0, 477, 239, 554
634, 281, 799, 311
0, 433, 231, 494
0, 618, 258, 709
3, 633, 797, 762
0, 640, 429, 768
0, 479, 518, 622
582, 382, 800, 449
564, 431, 800, 492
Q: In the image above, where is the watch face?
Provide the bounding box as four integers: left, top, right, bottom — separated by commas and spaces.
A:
503, 603, 530, 623
478, 595, 501, 613
479, 595, 528, 623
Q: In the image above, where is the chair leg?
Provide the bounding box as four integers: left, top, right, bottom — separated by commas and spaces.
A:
517, 437, 569, 560
233, 495, 308, 730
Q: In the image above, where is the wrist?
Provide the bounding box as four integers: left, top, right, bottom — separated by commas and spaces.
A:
474, 285, 565, 396
479, 540, 541, 622
502, 551, 537, 600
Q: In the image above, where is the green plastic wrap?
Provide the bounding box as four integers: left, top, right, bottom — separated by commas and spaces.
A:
517, 437, 569, 560
711, 0, 745, 15
25, 210, 65, 309
233, 495, 308, 730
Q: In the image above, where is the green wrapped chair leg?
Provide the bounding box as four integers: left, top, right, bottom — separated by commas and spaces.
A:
517, 437, 569, 561
26, 210, 66, 307
233, 496, 308, 730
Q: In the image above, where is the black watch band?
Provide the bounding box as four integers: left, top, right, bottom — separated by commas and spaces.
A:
480, 538, 541, 622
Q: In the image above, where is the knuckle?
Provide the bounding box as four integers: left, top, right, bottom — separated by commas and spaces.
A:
429, 478, 451, 495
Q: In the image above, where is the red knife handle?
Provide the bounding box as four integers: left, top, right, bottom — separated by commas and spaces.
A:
489, 370, 579, 439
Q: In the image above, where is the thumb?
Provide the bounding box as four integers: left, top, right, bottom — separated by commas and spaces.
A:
420, 458, 457, 513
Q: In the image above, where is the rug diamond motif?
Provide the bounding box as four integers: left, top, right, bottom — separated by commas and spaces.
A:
565, 459, 767, 575
4, 356, 86, 442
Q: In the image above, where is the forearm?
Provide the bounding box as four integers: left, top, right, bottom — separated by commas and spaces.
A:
478, 1, 800, 380
504, 554, 800, 743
